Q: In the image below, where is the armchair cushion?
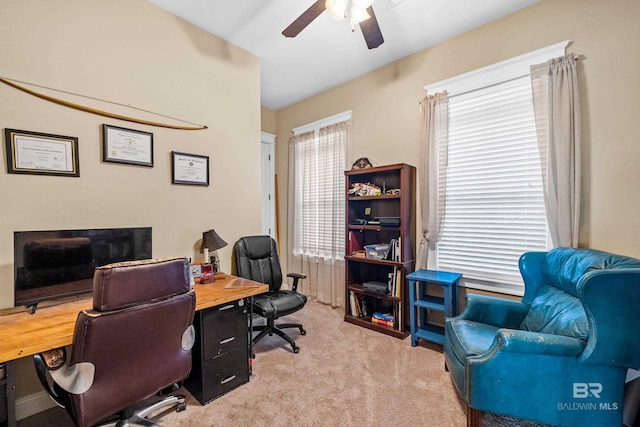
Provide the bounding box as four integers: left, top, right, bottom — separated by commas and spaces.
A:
520, 284, 589, 339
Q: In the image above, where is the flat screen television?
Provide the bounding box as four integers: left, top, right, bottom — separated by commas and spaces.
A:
14, 227, 152, 309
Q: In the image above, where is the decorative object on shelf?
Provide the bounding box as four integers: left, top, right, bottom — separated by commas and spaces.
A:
201, 229, 228, 273
4, 128, 79, 177
351, 157, 373, 169
0, 76, 207, 130
102, 124, 153, 167
171, 151, 209, 186
348, 182, 381, 196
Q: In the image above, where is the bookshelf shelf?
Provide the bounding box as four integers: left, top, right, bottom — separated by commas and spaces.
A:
347, 283, 402, 302
344, 256, 404, 267
344, 163, 416, 339
347, 194, 401, 201
413, 324, 446, 345
347, 225, 401, 232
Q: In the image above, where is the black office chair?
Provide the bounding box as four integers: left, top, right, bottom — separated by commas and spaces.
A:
234, 236, 307, 353
33, 257, 196, 427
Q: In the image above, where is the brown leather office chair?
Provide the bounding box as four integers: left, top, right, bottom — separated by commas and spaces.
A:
33, 257, 196, 427
234, 236, 307, 353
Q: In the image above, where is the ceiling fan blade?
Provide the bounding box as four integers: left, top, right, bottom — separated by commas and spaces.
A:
359, 6, 384, 49
282, 0, 326, 38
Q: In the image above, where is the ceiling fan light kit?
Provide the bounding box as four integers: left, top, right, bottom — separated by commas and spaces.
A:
349, 5, 371, 26
283, 0, 384, 49
325, 0, 373, 24
325, 0, 348, 20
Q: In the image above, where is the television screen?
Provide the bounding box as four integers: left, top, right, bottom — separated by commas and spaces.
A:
14, 227, 152, 308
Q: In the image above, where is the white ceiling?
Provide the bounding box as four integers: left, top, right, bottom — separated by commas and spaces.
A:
147, 0, 539, 110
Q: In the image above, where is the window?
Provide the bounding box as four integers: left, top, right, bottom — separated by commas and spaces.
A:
291, 111, 351, 260
438, 77, 547, 293
425, 42, 568, 295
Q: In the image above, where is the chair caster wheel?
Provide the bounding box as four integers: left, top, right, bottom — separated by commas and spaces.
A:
177, 402, 187, 412
300, 328, 306, 335
293, 346, 300, 354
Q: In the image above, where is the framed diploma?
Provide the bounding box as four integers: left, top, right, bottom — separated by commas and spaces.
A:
171, 151, 209, 186
102, 124, 153, 167
4, 129, 80, 177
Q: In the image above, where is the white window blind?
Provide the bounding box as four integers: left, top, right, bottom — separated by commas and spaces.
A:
292, 119, 348, 260
436, 76, 548, 291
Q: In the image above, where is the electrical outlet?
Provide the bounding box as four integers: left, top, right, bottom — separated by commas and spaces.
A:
365, 207, 371, 216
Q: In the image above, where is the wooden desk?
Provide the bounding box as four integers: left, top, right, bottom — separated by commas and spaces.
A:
0, 274, 267, 426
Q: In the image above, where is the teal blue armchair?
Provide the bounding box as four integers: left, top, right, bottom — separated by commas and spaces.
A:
443, 248, 640, 426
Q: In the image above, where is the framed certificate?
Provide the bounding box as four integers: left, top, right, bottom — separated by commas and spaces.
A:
171, 151, 209, 186
4, 128, 80, 177
102, 124, 153, 167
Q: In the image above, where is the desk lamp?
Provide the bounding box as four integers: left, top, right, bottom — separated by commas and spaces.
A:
201, 229, 228, 273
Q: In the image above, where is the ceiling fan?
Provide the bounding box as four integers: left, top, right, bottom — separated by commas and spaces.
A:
282, 0, 384, 49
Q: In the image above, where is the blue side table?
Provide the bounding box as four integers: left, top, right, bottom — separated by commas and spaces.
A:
407, 269, 462, 346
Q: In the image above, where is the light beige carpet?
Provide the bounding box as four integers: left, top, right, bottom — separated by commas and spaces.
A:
158, 299, 466, 427
20, 300, 549, 426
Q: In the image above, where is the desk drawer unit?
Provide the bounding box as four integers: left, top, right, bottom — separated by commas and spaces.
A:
185, 299, 250, 404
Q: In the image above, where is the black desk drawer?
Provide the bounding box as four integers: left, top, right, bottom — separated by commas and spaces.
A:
185, 300, 251, 405
201, 302, 247, 359
198, 347, 249, 404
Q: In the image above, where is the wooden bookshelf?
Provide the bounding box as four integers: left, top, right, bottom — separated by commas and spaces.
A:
344, 163, 416, 339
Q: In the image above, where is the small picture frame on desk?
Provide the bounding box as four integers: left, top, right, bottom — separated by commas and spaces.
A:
190, 263, 202, 279
199, 263, 214, 284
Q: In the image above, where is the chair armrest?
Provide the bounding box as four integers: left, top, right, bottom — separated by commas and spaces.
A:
457, 294, 529, 329
490, 329, 586, 357
33, 349, 67, 408
287, 272, 306, 291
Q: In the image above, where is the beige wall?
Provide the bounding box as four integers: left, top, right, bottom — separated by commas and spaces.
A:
0, 0, 263, 310
261, 106, 277, 135
275, 0, 640, 279
0, 0, 262, 406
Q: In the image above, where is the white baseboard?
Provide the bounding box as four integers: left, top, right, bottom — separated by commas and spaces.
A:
15, 391, 56, 421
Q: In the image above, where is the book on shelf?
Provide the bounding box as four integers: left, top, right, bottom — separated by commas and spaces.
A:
385, 237, 402, 262
372, 317, 395, 327
372, 312, 390, 319
349, 290, 368, 317
372, 312, 395, 328
348, 231, 363, 256
388, 267, 402, 298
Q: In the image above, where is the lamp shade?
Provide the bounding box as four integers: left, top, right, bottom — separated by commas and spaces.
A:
201, 229, 228, 252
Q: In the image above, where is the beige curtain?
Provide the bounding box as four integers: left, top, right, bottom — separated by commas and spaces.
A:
530, 53, 581, 248
416, 92, 449, 269
287, 121, 352, 308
